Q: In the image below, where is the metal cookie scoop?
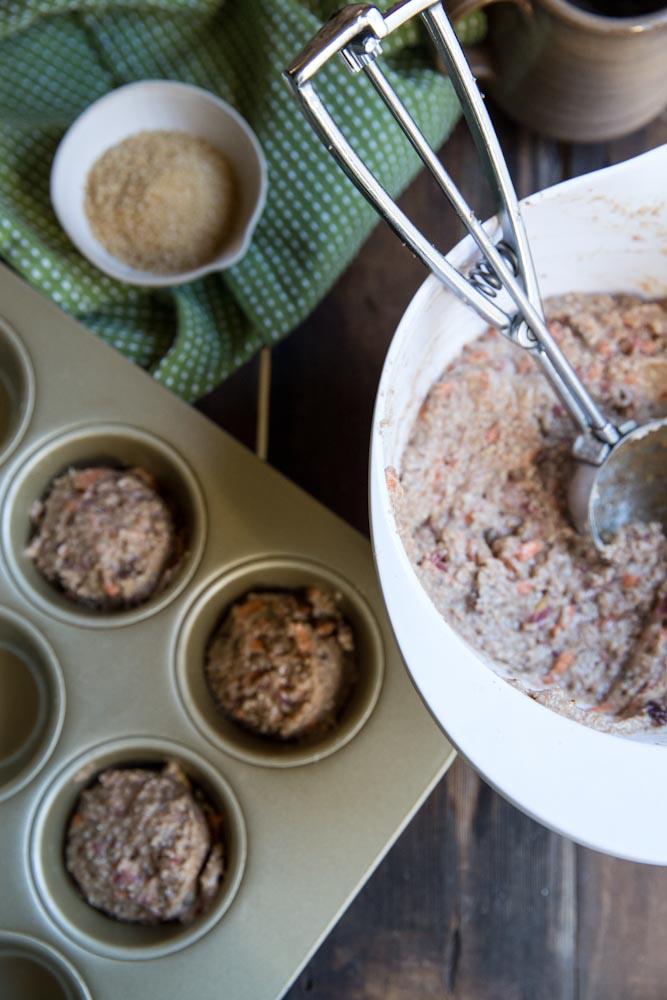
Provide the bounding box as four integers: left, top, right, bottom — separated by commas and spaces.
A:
570, 420, 667, 548
284, 0, 667, 550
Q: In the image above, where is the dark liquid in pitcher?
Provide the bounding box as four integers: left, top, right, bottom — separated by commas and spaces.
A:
570, 0, 665, 15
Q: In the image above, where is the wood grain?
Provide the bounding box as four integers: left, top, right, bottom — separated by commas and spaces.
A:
197, 104, 667, 999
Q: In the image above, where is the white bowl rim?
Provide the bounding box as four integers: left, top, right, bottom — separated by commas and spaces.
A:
50, 79, 268, 287
370, 143, 667, 864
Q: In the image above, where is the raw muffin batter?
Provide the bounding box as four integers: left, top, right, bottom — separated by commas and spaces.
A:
66, 761, 224, 924
205, 587, 357, 741
26, 466, 180, 610
391, 293, 667, 730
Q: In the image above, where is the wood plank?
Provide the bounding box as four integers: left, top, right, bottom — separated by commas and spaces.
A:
273, 118, 580, 1000
267, 165, 428, 533
196, 351, 260, 454
562, 107, 667, 1000
286, 756, 578, 1000
200, 98, 667, 999
577, 852, 667, 999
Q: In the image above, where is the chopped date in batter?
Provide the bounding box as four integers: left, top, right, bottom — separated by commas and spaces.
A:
392, 293, 667, 732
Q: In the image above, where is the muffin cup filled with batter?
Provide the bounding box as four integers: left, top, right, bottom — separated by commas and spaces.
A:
0, 423, 206, 627
173, 556, 385, 767
0, 607, 64, 801
28, 737, 247, 961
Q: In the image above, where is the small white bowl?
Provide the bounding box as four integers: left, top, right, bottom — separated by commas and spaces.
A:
50, 80, 267, 287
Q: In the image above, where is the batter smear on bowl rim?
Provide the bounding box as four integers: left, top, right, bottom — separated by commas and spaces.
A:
390, 292, 667, 732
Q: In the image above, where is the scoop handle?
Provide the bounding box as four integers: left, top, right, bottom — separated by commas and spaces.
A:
418, 1, 622, 454
285, 0, 622, 457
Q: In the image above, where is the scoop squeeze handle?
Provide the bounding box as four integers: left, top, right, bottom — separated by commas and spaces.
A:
284, 0, 625, 461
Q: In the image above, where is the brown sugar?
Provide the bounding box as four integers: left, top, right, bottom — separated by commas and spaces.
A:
84, 130, 237, 274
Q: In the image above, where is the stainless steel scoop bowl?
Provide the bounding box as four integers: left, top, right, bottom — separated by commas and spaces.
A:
570, 419, 667, 548
284, 0, 667, 552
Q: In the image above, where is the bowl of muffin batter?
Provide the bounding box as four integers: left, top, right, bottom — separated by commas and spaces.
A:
370, 144, 667, 863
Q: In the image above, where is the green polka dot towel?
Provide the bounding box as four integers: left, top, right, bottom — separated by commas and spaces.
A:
0, 0, 485, 401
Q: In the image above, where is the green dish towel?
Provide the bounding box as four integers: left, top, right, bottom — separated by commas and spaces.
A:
0, 0, 485, 401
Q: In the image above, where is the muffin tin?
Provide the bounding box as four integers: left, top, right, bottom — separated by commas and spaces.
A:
0, 262, 455, 1000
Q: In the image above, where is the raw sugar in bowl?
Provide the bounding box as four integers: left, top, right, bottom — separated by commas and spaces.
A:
370, 144, 667, 864
50, 80, 267, 286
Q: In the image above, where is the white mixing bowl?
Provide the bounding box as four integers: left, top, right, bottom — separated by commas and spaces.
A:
370, 144, 667, 863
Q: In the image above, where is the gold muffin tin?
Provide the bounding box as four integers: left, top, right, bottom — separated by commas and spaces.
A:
0, 263, 455, 1000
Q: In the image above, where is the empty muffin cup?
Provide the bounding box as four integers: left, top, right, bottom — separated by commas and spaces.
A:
28, 737, 247, 960
0, 318, 35, 466
173, 556, 385, 767
0, 423, 206, 627
0, 607, 64, 801
0, 932, 91, 1000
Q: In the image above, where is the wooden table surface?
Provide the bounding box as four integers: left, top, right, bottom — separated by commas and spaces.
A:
198, 104, 667, 999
